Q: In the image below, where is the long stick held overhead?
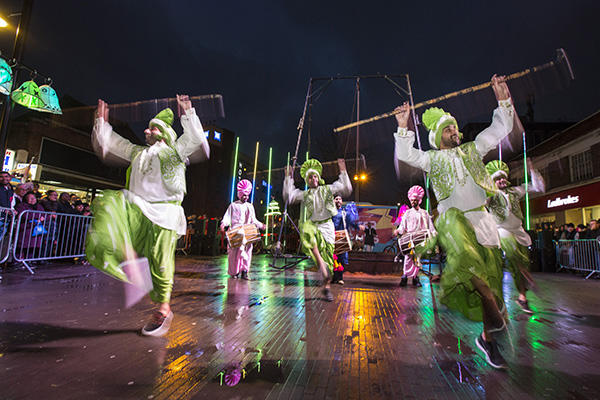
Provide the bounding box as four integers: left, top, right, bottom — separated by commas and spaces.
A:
334, 49, 574, 133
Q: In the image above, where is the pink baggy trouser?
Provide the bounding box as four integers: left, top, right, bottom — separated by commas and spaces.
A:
227, 243, 253, 276
403, 254, 419, 278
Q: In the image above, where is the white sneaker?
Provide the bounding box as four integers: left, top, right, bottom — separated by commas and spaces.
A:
141, 310, 174, 337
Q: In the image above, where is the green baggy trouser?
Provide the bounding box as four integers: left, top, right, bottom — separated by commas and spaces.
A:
433, 208, 505, 322
300, 219, 335, 274
85, 190, 178, 303
500, 234, 529, 291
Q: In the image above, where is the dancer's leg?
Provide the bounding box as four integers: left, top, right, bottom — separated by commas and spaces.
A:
470, 275, 505, 339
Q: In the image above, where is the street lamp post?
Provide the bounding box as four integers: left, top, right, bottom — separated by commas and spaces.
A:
0, 0, 34, 154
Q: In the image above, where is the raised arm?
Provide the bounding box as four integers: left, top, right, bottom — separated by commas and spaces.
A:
283, 166, 304, 205
474, 75, 515, 156
393, 103, 430, 172
92, 99, 141, 166
327, 159, 352, 197
175, 94, 210, 163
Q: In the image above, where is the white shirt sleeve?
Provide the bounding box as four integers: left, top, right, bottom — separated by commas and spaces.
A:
394, 128, 431, 172
327, 171, 352, 198
92, 117, 139, 164
474, 99, 515, 156
175, 108, 210, 163
221, 204, 233, 228
283, 176, 304, 205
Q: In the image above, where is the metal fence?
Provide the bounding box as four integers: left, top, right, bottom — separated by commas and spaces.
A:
556, 239, 600, 279
0, 208, 93, 274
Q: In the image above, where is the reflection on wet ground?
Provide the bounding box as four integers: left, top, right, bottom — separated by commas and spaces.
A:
1, 255, 600, 399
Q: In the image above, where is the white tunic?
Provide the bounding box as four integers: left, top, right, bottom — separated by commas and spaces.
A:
283, 172, 352, 244
221, 201, 263, 229
397, 207, 436, 235
394, 100, 514, 247
495, 188, 532, 247
92, 108, 209, 235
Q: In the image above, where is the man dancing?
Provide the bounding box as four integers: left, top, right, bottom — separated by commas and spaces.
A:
485, 160, 544, 314
394, 75, 515, 369
86, 95, 209, 337
332, 195, 364, 284
283, 159, 352, 301
394, 185, 436, 288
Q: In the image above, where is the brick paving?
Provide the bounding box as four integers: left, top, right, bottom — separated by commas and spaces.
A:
1, 255, 600, 399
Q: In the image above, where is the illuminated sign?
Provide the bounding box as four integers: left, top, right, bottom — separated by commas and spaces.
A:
547, 195, 579, 208
2, 149, 14, 172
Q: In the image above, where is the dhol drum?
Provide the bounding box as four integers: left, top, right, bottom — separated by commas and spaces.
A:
334, 229, 352, 255
398, 230, 432, 256
226, 224, 261, 248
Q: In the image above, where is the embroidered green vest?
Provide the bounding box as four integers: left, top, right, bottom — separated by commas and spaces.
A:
488, 187, 524, 223
427, 141, 497, 201
125, 145, 187, 194
302, 184, 337, 222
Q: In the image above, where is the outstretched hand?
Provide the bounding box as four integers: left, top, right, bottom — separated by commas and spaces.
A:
96, 99, 109, 121
176, 94, 192, 117
491, 74, 511, 101
394, 101, 410, 129
337, 158, 347, 173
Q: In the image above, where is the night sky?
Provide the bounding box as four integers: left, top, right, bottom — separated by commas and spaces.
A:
1, 0, 598, 204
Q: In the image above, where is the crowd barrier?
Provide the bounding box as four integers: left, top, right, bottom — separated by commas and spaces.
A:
556, 239, 600, 279
0, 207, 93, 274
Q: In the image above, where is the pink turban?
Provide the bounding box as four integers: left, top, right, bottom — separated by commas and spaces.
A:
237, 179, 252, 197
407, 185, 425, 204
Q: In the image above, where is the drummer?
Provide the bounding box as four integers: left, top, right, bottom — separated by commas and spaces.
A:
220, 179, 266, 280
332, 195, 365, 285
393, 185, 436, 287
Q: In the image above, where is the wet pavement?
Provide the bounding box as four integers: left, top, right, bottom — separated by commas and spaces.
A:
1, 255, 600, 400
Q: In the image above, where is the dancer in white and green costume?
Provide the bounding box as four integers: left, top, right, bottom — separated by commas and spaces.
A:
485, 159, 544, 314
283, 158, 352, 301
86, 96, 209, 337
394, 75, 515, 369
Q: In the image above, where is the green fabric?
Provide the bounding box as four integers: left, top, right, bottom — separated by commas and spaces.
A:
488, 188, 524, 223
427, 141, 497, 201
422, 107, 459, 148
85, 190, 178, 303
300, 159, 325, 185
485, 159, 509, 178
302, 184, 337, 222
300, 218, 334, 273
153, 108, 174, 127
433, 207, 505, 322
149, 108, 177, 147
500, 234, 529, 290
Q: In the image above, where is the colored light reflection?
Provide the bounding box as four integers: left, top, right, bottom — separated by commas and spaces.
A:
230, 137, 240, 203
251, 142, 259, 203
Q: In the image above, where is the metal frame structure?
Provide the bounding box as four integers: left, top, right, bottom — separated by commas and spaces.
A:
270, 73, 427, 269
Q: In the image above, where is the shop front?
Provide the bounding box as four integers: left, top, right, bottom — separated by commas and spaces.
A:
529, 180, 600, 227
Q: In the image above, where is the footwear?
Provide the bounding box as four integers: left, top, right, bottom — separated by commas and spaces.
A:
475, 334, 507, 369
338, 280, 344, 285
412, 276, 422, 287
141, 310, 174, 337
322, 288, 334, 302
399, 276, 408, 287
240, 271, 250, 280
516, 298, 533, 314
